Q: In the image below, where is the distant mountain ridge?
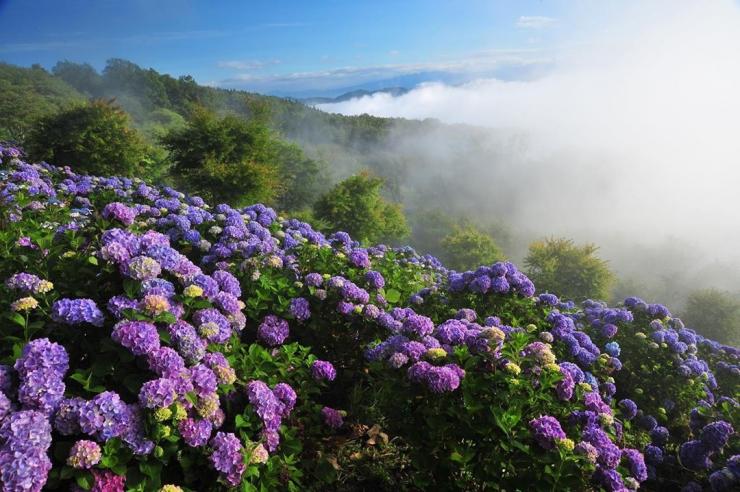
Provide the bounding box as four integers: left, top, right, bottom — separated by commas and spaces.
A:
302, 87, 410, 106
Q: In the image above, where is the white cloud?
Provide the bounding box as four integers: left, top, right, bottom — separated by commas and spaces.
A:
516, 16, 556, 29
217, 59, 281, 70
318, 1, 740, 265
215, 48, 553, 91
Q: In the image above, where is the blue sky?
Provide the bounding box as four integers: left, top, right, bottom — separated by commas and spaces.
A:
0, 0, 590, 95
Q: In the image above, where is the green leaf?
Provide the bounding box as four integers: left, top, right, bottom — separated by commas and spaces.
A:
385, 288, 401, 303
76, 474, 93, 490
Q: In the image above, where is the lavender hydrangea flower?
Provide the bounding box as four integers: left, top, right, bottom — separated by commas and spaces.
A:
289, 297, 311, 321
178, 418, 213, 447
311, 360, 336, 382
14, 338, 68, 378
257, 315, 289, 347
18, 367, 65, 414
139, 378, 177, 409
622, 448, 648, 482
190, 364, 218, 396
102, 202, 137, 225
529, 416, 566, 450
147, 347, 186, 378
272, 383, 297, 417
79, 391, 131, 441
203, 352, 236, 385
112, 320, 160, 356
209, 432, 246, 487
51, 298, 104, 327
304, 272, 323, 287
349, 249, 370, 269
364, 270, 385, 289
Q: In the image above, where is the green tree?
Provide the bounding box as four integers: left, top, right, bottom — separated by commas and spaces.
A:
26, 99, 154, 177
681, 289, 740, 345
524, 237, 615, 301
313, 172, 409, 244
161, 108, 284, 206
0, 63, 83, 142
439, 225, 505, 271
52, 60, 103, 96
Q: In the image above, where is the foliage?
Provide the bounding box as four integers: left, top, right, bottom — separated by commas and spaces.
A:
313, 172, 409, 245
440, 225, 504, 272
161, 107, 325, 210
0, 63, 83, 142
0, 147, 737, 492
682, 289, 740, 346
26, 99, 158, 178
525, 237, 615, 301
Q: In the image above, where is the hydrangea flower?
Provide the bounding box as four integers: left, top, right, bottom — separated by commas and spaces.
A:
311, 360, 336, 382
321, 406, 344, 429
209, 432, 246, 487
67, 440, 102, 469
529, 416, 566, 450
257, 315, 289, 347
51, 298, 104, 327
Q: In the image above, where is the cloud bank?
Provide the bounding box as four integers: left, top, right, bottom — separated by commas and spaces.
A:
316, 0, 740, 296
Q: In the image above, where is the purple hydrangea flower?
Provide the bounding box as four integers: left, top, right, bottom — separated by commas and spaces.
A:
102, 202, 137, 226
311, 360, 336, 382
139, 378, 177, 409
321, 406, 344, 429
14, 338, 68, 378
190, 364, 218, 396
289, 297, 311, 321
529, 416, 566, 450
18, 368, 65, 414
349, 249, 370, 269
257, 315, 290, 347
679, 440, 712, 471
700, 421, 734, 451
111, 320, 160, 356
622, 448, 648, 482
51, 298, 104, 327
178, 418, 213, 447
209, 432, 246, 487
364, 270, 385, 289
618, 399, 638, 420
79, 392, 131, 441
272, 383, 296, 417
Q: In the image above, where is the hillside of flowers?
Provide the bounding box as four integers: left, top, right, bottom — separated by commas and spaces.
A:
0, 144, 737, 492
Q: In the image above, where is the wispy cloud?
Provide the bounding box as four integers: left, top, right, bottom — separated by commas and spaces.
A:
0, 40, 81, 53
215, 48, 554, 93
516, 16, 556, 29
217, 59, 281, 70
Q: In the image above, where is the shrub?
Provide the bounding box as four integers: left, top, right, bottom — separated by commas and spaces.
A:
313, 171, 409, 245
525, 237, 615, 301
26, 99, 154, 178
682, 289, 740, 346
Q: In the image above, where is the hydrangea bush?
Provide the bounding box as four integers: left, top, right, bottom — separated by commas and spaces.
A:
0, 145, 737, 491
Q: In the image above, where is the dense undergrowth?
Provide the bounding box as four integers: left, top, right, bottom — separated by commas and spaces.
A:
0, 145, 737, 491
